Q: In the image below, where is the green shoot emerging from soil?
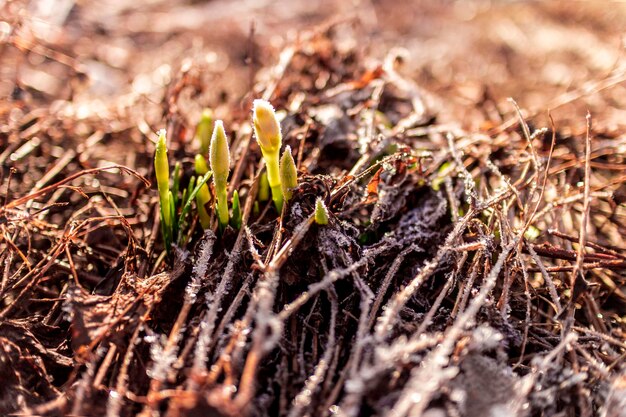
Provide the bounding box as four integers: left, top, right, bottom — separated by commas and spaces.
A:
195, 184, 212, 229
279, 145, 298, 203
155, 129, 172, 247
314, 197, 329, 225
258, 172, 270, 203
194, 154, 209, 175
154, 129, 214, 249
231, 189, 242, 229
209, 120, 231, 230
194, 154, 211, 229
253, 99, 283, 212
7, 12, 626, 417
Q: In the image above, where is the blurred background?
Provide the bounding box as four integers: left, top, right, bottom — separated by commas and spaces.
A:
2, 0, 626, 155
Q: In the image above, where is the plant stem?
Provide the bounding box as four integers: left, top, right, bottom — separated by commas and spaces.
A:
216, 189, 229, 231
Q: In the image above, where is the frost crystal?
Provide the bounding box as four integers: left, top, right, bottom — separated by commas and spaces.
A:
187, 230, 216, 303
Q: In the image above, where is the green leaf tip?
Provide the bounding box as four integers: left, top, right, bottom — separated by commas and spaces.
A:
195, 154, 209, 175
230, 190, 242, 230
210, 120, 230, 186
209, 120, 230, 230
195, 183, 211, 230
258, 172, 269, 202
314, 198, 329, 225
155, 129, 169, 197
280, 145, 298, 202
154, 129, 171, 233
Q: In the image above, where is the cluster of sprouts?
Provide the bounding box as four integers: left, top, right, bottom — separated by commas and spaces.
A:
154, 99, 309, 250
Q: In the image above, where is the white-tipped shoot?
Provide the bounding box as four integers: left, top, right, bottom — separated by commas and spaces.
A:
280, 146, 298, 203
314, 198, 329, 225
209, 121, 231, 230
253, 99, 283, 211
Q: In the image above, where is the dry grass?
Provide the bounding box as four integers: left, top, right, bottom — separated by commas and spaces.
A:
1, 1, 626, 416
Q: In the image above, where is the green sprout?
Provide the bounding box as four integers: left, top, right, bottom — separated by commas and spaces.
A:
279, 145, 298, 203
168, 190, 175, 234
230, 190, 242, 230
153, 129, 215, 249
194, 154, 212, 229
253, 99, 283, 212
155, 129, 172, 247
178, 171, 212, 236
258, 172, 270, 203
195, 183, 212, 229
184, 175, 197, 206
195, 154, 209, 175
314, 198, 329, 225
209, 120, 230, 231
196, 108, 213, 155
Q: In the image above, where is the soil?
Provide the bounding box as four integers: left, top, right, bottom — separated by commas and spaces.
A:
1, 1, 626, 416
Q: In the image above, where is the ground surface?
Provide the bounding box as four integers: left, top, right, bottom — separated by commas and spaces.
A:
1, 1, 626, 416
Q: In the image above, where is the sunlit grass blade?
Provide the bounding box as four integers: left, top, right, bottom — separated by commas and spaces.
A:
230, 190, 242, 230
178, 171, 213, 232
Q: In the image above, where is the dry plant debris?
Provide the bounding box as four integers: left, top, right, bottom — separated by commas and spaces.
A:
1, 1, 626, 417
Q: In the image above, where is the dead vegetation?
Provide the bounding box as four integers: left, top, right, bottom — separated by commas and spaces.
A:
1, 1, 626, 416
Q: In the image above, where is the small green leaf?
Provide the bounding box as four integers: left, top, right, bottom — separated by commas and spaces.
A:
186, 176, 197, 206
280, 145, 298, 202
258, 172, 269, 202
178, 171, 213, 233
314, 198, 329, 226
195, 154, 209, 175
196, 183, 211, 229
230, 190, 242, 230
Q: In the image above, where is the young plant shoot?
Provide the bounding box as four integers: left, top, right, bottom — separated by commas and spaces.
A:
314, 197, 329, 225
230, 190, 242, 230
195, 154, 211, 229
279, 145, 298, 204
195, 154, 209, 175
195, 184, 212, 229
258, 172, 270, 203
253, 99, 283, 211
209, 120, 230, 230
155, 129, 172, 246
